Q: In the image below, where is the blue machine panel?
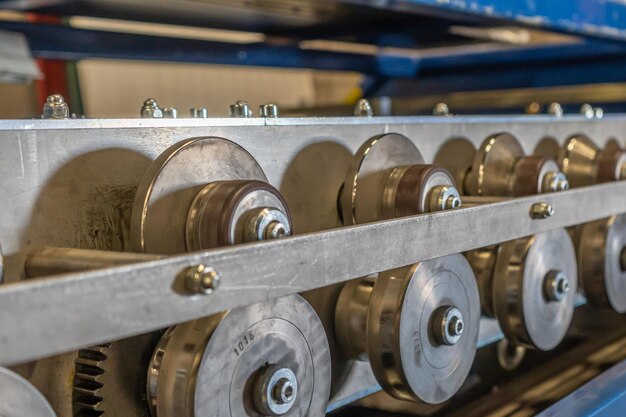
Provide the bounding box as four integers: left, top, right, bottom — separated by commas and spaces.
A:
345, 0, 626, 41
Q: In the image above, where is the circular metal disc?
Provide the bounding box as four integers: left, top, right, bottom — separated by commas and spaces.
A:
0, 367, 56, 417
466, 133, 524, 196
494, 228, 577, 350
366, 254, 480, 404
433, 137, 476, 194
579, 215, 626, 313
559, 134, 599, 188
154, 294, 331, 417
131, 137, 267, 254
341, 133, 424, 225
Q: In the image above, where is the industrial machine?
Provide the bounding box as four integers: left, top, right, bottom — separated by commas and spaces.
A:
1, 96, 626, 416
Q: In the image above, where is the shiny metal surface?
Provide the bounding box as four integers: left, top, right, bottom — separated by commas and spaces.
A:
560, 134, 600, 187
464, 132, 567, 197
579, 215, 626, 313
0, 182, 625, 366
494, 228, 577, 350
341, 133, 424, 224
0, 116, 626, 412
464, 132, 525, 196
150, 294, 330, 417
25, 246, 162, 277
0, 366, 56, 417
367, 255, 480, 404
131, 136, 267, 254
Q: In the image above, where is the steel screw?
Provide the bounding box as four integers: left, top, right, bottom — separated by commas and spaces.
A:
254, 365, 298, 415
259, 103, 279, 118
543, 270, 570, 302
353, 98, 373, 117
190, 107, 208, 118
433, 306, 464, 346
433, 102, 451, 116
264, 221, 288, 239
580, 103, 594, 119
184, 265, 220, 295
163, 107, 178, 118
42, 94, 70, 119
430, 185, 462, 212
141, 98, 163, 118
594, 107, 604, 119
530, 202, 554, 219
542, 171, 570, 193
273, 378, 295, 405
230, 100, 253, 118
547, 102, 563, 117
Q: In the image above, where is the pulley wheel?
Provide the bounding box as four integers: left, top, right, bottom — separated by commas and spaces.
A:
341, 133, 424, 225
579, 215, 626, 313
465, 133, 524, 196
494, 228, 577, 350
131, 137, 268, 253
559, 134, 599, 188
0, 367, 56, 417
149, 294, 331, 417
366, 254, 480, 404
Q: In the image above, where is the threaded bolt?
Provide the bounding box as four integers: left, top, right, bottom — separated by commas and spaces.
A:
184, 265, 220, 295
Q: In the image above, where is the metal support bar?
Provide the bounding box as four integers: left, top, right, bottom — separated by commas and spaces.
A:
24, 246, 162, 277
3, 20, 626, 84
0, 182, 625, 366
344, 0, 626, 42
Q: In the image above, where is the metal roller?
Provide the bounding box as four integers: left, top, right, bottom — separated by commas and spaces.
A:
560, 135, 626, 187
131, 136, 292, 254
493, 228, 577, 350
335, 254, 480, 404
578, 215, 626, 313
558, 136, 626, 313
463, 133, 569, 196
148, 294, 331, 417
340, 132, 461, 225
70, 136, 295, 416
0, 367, 56, 417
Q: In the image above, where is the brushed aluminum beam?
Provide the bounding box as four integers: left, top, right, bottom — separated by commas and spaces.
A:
0, 181, 624, 366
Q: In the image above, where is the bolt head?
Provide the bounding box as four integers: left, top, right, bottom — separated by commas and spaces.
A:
42, 94, 69, 119
353, 98, 373, 117
594, 107, 604, 119
264, 221, 288, 240
580, 103, 594, 119
547, 102, 563, 117
141, 98, 163, 118
259, 103, 279, 118
433, 102, 450, 116
190, 107, 208, 118
254, 365, 298, 415
433, 306, 464, 346
230, 101, 252, 117
544, 270, 569, 302
430, 185, 462, 212
530, 202, 554, 219
184, 265, 220, 295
